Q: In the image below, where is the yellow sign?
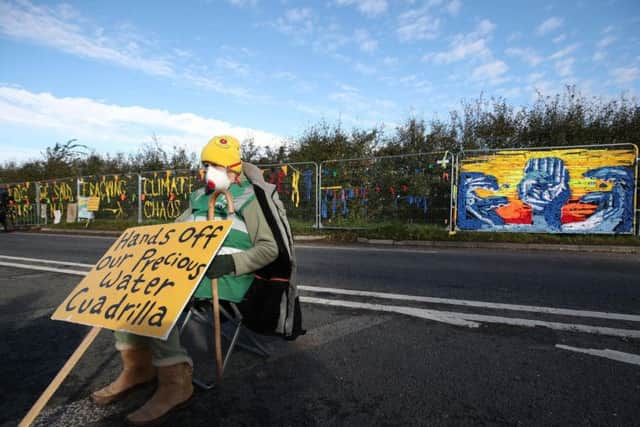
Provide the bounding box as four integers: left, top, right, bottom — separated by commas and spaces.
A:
51, 221, 231, 339
87, 196, 100, 211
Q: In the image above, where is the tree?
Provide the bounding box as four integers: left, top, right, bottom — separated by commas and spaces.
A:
42, 139, 87, 178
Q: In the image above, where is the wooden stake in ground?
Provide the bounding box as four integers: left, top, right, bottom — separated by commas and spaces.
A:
208, 190, 235, 380
18, 326, 102, 427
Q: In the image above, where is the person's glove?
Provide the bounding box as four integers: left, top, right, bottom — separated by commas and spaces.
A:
206, 254, 235, 279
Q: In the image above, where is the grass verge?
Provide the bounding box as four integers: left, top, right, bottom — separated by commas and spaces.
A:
40, 219, 640, 246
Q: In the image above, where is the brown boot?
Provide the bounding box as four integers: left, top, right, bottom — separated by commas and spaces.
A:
126, 362, 194, 426
91, 348, 156, 406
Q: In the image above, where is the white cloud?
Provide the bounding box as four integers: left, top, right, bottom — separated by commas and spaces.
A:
471, 60, 508, 82
272, 71, 297, 81
611, 67, 640, 85
395, 75, 432, 94
555, 58, 574, 77
354, 29, 378, 52
0, 0, 174, 77
496, 87, 522, 99
549, 44, 578, 60
329, 85, 396, 113
383, 56, 399, 66
0, 86, 283, 155
227, 0, 258, 7
527, 72, 545, 83
312, 24, 349, 53
426, 38, 488, 63
446, 0, 462, 16
552, 33, 566, 44
507, 32, 522, 42
592, 36, 616, 63
536, 16, 563, 36
476, 19, 496, 35
334, 0, 388, 17
423, 20, 494, 64
354, 62, 376, 75
0, 0, 260, 102
505, 47, 543, 66
596, 35, 616, 49
215, 57, 250, 77
397, 8, 440, 41
276, 8, 314, 39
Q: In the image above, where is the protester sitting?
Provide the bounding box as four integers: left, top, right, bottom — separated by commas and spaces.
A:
90, 135, 278, 425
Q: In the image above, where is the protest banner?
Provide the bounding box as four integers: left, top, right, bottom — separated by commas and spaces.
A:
87, 196, 100, 211
77, 196, 94, 220
51, 220, 231, 339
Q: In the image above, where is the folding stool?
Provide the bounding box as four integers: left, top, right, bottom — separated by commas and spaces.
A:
179, 298, 270, 390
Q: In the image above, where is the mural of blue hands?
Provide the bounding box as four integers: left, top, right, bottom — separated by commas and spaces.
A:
517, 157, 571, 231
457, 147, 637, 235
457, 172, 508, 230
563, 166, 634, 233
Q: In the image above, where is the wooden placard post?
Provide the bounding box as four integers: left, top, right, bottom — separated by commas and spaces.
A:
19, 219, 232, 426
208, 190, 235, 380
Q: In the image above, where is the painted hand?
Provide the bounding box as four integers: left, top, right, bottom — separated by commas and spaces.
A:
517, 157, 570, 230
564, 166, 634, 233
461, 172, 508, 228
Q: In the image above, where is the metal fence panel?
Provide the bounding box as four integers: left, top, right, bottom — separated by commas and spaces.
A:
38, 177, 77, 224
139, 169, 202, 222
319, 152, 453, 228
78, 174, 139, 221
455, 143, 639, 234
5, 181, 39, 227
257, 162, 318, 229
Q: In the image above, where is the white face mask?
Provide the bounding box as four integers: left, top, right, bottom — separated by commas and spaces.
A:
205, 165, 232, 192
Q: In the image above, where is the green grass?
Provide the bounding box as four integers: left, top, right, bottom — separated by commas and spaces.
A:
321, 222, 640, 246
42, 218, 640, 246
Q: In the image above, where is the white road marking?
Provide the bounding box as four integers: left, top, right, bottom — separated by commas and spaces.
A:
454, 312, 640, 339
7, 231, 117, 240
301, 296, 480, 328
2, 259, 639, 338
299, 285, 640, 322
0, 261, 87, 276
0, 255, 93, 268
556, 344, 640, 366
301, 296, 640, 338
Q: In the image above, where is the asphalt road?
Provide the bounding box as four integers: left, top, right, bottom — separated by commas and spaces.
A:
1, 232, 639, 426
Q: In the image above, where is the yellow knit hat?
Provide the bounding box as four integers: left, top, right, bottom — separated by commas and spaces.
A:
201, 135, 242, 173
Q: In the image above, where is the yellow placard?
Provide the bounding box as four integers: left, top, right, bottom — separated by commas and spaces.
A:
87, 196, 100, 211
51, 221, 231, 339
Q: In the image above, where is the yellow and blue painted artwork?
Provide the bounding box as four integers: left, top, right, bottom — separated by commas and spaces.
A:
456, 145, 638, 234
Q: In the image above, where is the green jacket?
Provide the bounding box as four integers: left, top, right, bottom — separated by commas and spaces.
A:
181, 173, 278, 302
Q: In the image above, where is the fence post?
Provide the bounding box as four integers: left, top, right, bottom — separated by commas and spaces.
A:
137, 175, 143, 224
449, 152, 456, 235
35, 182, 41, 226
76, 178, 81, 223
318, 162, 323, 229
314, 162, 320, 230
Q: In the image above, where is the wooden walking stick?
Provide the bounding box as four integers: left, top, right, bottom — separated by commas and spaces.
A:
208, 190, 235, 380
19, 326, 101, 427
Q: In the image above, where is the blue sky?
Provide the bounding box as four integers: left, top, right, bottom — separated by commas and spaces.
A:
1, 0, 639, 163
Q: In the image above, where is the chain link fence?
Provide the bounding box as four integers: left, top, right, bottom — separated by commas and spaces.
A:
78, 174, 139, 221
37, 177, 76, 225
3, 147, 638, 236
138, 169, 203, 223
257, 162, 318, 229
5, 181, 39, 228
319, 152, 454, 229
